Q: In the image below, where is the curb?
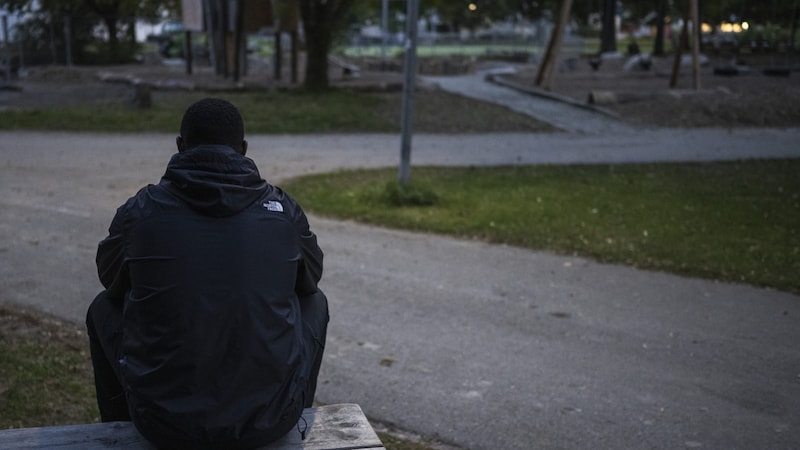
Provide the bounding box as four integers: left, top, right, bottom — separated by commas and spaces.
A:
485, 73, 622, 119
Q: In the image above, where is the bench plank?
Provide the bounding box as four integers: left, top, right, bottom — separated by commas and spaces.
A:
0, 403, 384, 450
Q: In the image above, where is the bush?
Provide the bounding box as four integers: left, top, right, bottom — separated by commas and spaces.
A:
381, 181, 439, 206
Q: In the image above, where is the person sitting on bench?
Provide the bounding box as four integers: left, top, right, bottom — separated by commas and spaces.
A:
86, 97, 328, 449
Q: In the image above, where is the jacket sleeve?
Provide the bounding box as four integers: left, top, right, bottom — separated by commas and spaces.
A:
96, 201, 131, 305
293, 204, 323, 298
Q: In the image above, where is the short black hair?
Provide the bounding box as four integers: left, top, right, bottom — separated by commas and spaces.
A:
179, 98, 245, 151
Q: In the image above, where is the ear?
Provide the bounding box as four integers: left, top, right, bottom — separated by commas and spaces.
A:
240, 140, 248, 156
176, 136, 186, 152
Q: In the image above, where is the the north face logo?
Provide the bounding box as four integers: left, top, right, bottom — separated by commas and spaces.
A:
262, 200, 284, 212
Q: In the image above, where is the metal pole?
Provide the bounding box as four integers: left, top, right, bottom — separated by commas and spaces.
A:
398, 0, 419, 185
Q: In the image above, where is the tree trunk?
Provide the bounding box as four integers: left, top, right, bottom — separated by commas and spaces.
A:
299, 0, 356, 91
534, 0, 573, 89
654, 0, 666, 56
670, 15, 689, 88
304, 26, 331, 91
105, 18, 119, 62
600, 0, 617, 53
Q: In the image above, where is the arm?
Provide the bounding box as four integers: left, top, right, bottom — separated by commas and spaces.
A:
96, 202, 130, 305
293, 206, 323, 298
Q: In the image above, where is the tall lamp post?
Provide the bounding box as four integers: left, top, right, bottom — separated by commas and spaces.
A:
398, 0, 419, 185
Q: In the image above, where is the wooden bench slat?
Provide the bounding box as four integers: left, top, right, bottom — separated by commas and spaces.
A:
0, 403, 384, 450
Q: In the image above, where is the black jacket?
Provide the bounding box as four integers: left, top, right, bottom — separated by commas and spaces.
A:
96, 145, 323, 449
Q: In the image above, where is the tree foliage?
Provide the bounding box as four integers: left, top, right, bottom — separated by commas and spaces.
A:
0, 0, 173, 64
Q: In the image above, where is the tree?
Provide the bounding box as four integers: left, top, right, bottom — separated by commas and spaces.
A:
653, 0, 667, 55
600, 0, 616, 52
84, 0, 136, 61
298, 0, 357, 91
1, 0, 168, 64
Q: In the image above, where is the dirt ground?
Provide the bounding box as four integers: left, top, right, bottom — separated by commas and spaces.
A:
500, 52, 800, 128
1, 52, 799, 128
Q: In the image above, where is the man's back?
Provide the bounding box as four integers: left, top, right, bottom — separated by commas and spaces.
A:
91, 141, 325, 449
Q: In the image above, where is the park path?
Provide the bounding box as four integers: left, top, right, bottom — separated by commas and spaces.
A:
423, 67, 637, 134
2, 73, 800, 450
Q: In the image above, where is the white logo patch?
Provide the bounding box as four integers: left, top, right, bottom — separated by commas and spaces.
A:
262, 200, 284, 212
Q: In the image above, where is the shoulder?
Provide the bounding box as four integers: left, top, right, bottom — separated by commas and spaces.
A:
115, 184, 169, 221
259, 184, 309, 223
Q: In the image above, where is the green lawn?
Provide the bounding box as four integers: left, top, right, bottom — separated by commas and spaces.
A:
0, 89, 552, 134
0, 305, 98, 428
281, 161, 800, 295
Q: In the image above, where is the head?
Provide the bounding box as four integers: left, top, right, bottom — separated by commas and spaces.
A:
176, 98, 248, 155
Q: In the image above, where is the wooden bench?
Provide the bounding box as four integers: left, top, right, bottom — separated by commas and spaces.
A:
0, 403, 384, 450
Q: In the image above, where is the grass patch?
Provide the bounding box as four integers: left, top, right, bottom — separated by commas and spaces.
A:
382, 181, 440, 206
0, 305, 435, 450
377, 431, 448, 450
0, 304, 98, 428
0, 89, 553, 134
281, 160, 800, 294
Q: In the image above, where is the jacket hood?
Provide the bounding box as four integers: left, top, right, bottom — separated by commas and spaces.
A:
161, 145, 268, 217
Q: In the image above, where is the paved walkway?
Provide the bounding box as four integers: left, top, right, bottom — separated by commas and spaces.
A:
1, 72, 799, 450
424, 67, 637, 134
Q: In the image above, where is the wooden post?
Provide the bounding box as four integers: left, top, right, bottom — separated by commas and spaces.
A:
274, 31, 282, 81
290, 30, 298, 83
534, 0, 573, 89
184, 31, 193, 75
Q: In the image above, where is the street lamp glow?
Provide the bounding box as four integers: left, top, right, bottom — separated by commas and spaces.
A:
742, 21, 749, 30
468, 3, 477, 11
